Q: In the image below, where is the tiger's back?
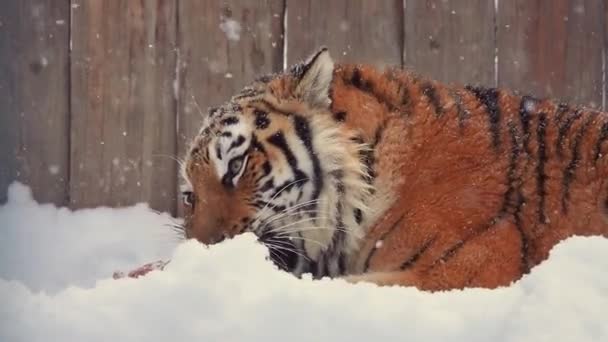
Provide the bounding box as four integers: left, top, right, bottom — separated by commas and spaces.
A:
333, 63, 608, 289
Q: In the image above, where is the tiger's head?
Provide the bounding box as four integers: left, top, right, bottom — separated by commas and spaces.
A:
181, 48, 372, 276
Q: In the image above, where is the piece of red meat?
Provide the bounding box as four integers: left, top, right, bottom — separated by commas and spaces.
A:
113, 260, 170, 279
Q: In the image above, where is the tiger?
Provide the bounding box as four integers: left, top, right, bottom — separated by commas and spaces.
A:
180, 47, 608, 291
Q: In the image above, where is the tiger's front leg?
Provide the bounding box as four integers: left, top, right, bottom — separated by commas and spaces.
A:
347, 213, 525, 291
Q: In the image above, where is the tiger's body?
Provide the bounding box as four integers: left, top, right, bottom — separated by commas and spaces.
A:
181, 48, 608, 291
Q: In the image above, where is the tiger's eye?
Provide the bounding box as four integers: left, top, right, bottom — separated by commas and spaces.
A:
229, 158, 243, 174
182, 191, 195, 207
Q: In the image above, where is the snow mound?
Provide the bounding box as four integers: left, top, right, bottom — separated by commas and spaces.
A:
0, 183, 179, 293
1, 183, 608, 341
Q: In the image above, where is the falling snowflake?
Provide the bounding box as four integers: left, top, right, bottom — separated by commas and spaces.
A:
219, 18, 241, 42
48, 165, 60, 175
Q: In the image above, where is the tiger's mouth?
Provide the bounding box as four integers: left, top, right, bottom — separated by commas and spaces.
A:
256, 228, 299, 273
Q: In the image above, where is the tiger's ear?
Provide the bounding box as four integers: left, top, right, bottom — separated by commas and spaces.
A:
294, 47, 334, 109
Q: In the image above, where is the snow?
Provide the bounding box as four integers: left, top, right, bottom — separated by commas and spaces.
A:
48, 165, 60, 175
219, 17, 241, 42
0, 183, 178, 293
523, 97, 537, 112
2, 183, 608, 341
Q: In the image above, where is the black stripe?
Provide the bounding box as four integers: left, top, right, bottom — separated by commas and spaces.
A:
254, 200, 286, 213
385, 68, 411, 111
363, 215, 405, 272
252, 99, 291, 117
190, 146, 200, 157
270, 176, 307, 200
227, 135, 246, 153
333, 111, 347, 122
268, 132, 300, 173
254, 110, 270, 129
555, 103, 570, 123
400, 236, 437, 270
208, 107, 220, 117
536, 113, 548, 224
452, 89, 469, 130
251, 135, 266, 155
505, 122, 529, 272
262, 233, 298, 273
556, 109, 582, 158
220, 131, 232, 138
324, 171, 346, 276
514, 190, 529, 273
501, 122, 521, 215
354, 208, 363, 225
293, 115, 323, 201
351, 68, 363, 89
436, 216, 502, 264
594, 121, 608, 162
421, 82, 443, 117
350, 67, 373, 92
310, 257, 319, 279
259, 179, 274, 193
338, 254, 347, 275
519, 95, 536, 155
309, 255, 324, 279
372, 120, 387, 146
398, 80, 411, 109
359, 147, 375, 185
346, 68, 402, 112
561, 112, 596, 213
261, 161, 272, 177
215, 144, 222, 161
360, 119, 389, 188
221, 116, 239, 126
466, 85, 502, 151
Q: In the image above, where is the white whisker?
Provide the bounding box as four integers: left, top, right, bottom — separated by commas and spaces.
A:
191, 94, 206, 119
264, 239, 311, 261
251, 178, 309, 229
263, 210, 327, 227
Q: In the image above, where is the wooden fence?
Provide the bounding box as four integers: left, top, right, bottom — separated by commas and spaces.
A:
1, 0, 606, 215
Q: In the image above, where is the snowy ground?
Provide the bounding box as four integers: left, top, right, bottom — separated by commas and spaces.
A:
1, 183, 608, 341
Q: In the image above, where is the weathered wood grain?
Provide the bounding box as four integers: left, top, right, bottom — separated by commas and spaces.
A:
4, 1, 608, 212
0, 0, 70, 205
70, 0, 177, 212
404, 0, 495, 86
286, 0, 403, 67
176, 0, 283, 212
498, 0, 604, 109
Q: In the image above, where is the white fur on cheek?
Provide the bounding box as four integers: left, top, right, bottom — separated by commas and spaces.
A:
231, 155, 249, 186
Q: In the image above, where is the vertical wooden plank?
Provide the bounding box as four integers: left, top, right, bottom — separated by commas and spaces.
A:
404, 0, 495, 86
286, 0, 402, 67
498, 0, 604, 108
70, 0, 177, 212
0, 0, 70, 205
177, 0, 284, 211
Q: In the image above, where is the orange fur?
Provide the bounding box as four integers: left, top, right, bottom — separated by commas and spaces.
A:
333, 64, 608, 290
182, 49, 608, 291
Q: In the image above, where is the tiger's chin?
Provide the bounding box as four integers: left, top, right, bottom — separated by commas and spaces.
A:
256, 228, 300, 273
